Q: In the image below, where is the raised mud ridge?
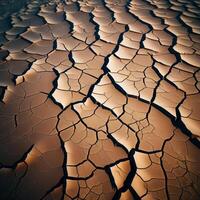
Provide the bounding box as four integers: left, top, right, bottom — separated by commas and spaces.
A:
0, 0, 200, 200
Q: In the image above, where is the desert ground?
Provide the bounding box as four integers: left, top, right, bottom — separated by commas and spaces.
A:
0, 0, 200, 199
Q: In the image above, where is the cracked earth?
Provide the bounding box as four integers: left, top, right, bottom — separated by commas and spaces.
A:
0, 0, 200, 199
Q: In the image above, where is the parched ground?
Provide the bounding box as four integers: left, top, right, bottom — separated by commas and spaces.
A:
0, 0, 200, 199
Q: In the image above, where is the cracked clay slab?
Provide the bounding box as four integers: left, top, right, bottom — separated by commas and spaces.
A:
0, 0, 200, 200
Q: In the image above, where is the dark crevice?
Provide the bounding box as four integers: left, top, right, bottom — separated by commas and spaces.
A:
0, 86, 7, 103
0, 145, 33, 169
